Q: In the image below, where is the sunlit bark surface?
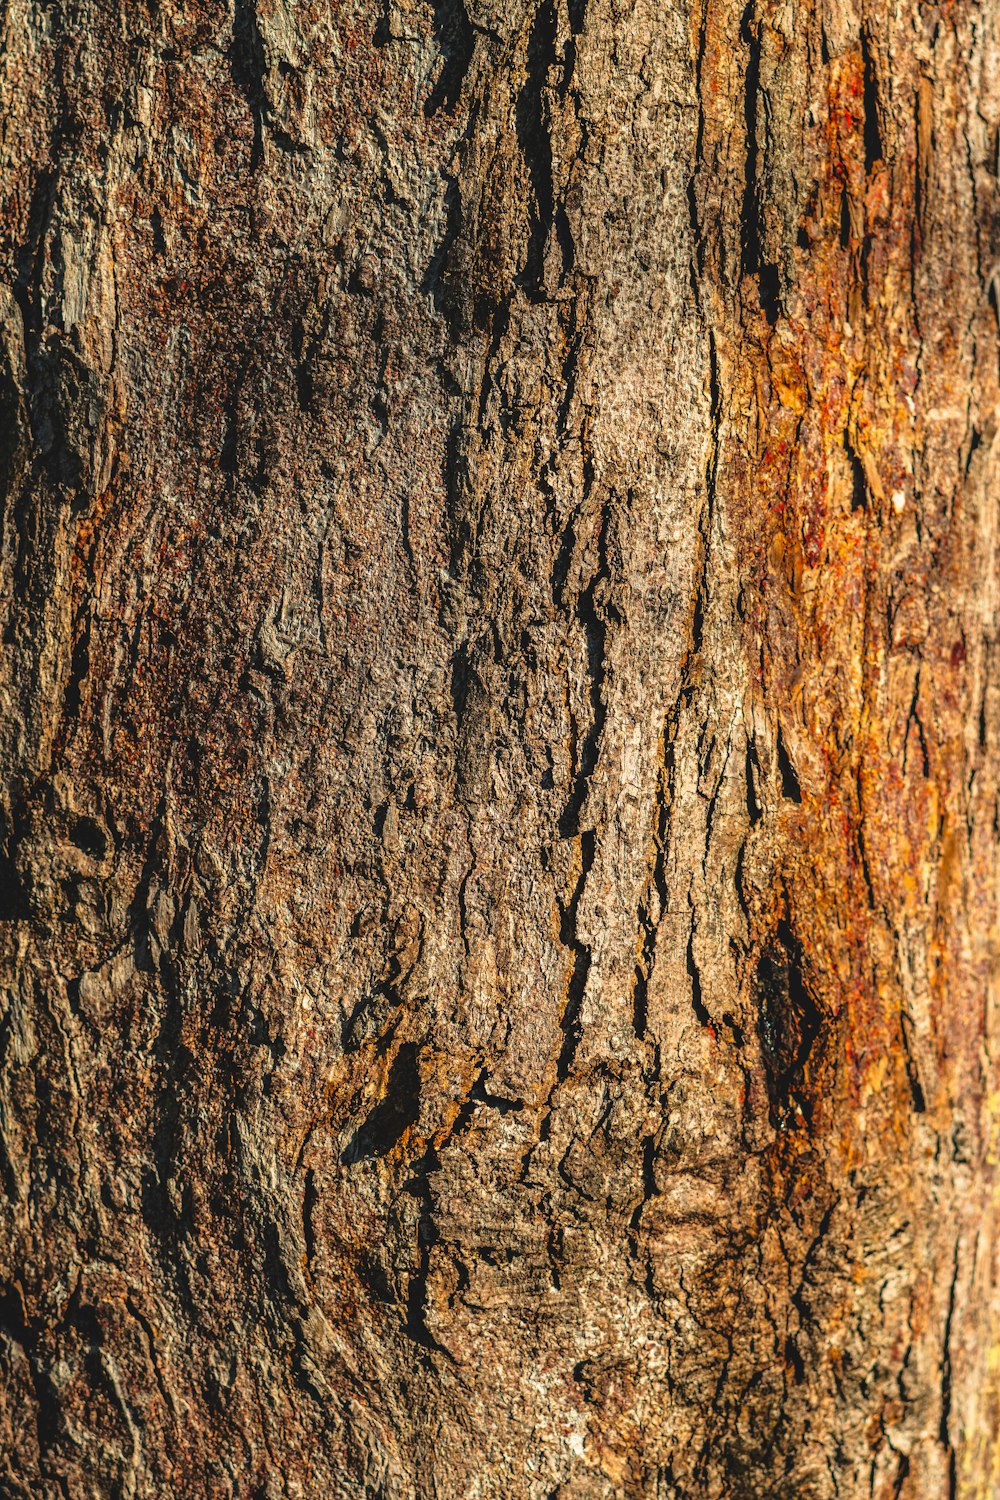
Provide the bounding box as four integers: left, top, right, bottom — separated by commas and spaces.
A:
1, 1, 999, 1495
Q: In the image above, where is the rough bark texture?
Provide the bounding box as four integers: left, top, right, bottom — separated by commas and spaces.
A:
1, 0, 999, 1496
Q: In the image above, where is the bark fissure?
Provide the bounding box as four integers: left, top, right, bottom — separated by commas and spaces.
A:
0, 0, 997, 1494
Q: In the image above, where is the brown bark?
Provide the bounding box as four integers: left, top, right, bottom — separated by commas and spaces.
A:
0, 0, 999, 1496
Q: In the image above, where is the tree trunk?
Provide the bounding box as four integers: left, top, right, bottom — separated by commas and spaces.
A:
0, 0, 998, 1495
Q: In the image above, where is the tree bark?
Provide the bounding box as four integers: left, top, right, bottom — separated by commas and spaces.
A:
1, 0, 999, 1495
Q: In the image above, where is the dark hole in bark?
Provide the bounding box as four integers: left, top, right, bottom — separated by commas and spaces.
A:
756, 921, 821, 1126
785, 1333, 806, 1383
757, 264, 780, 324
423, 0, 474, 117
568, 0, 587, 32
909, 1072, 927, 1114
722, 1011, 745, 1047
965, 424, 982, 478
0, 851, 28, 921
343, 1043, 421, 1162
469, 1072, 523, 1113
516, 0, 558, 295
294, 342, 313, 412
0, 803, 29, 921
776, 729, 802, 802
844, 430, 867, 511
740, 8, 781, 324
230, 0, 268, 169
862, 32, 883, 171
303, 1168, 317, 1266
71, 816, 107, 860
687, 927, 709, 1026
745, 740, 763, 825
0, 366, 24, 499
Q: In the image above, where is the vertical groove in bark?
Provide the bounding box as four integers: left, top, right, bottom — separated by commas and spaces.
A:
0, 1, 998, 1497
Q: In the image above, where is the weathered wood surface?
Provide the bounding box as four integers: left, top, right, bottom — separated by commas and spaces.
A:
1, 0, 999, 1495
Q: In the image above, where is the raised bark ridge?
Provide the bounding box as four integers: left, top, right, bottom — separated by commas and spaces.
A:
0, 1, 998, 1497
